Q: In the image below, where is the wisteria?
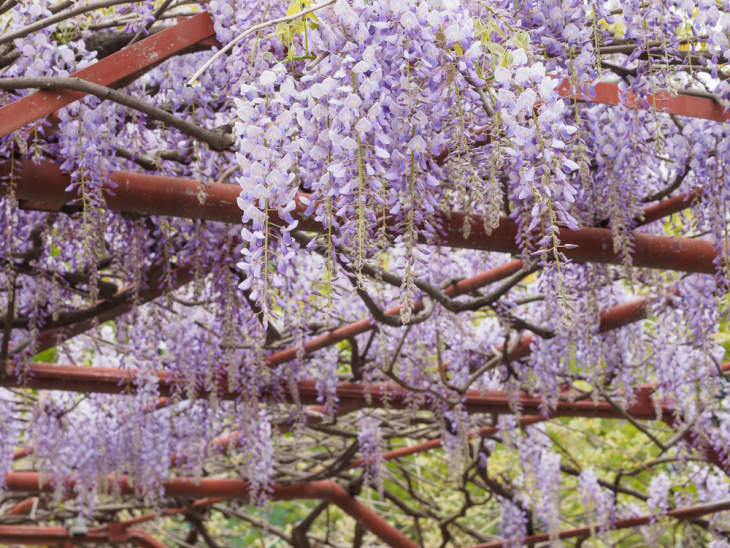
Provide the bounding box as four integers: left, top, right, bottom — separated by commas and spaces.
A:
0, 0, 728, 546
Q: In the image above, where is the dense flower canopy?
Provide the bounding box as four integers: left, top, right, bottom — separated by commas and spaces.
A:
1, 0, 730, 545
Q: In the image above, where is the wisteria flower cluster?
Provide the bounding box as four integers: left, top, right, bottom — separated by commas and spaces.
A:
0, 0, 729, 545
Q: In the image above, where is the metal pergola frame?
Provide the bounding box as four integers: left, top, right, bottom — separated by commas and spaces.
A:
1, 9, 729, 547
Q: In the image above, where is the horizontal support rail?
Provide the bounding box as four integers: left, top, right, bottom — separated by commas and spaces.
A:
0, 361, 669, 420
8, 161, 720, 275
0, 525, 166, 547
467, 497, 730, 547
558, 79, 730, 123
3, 476, 418, 548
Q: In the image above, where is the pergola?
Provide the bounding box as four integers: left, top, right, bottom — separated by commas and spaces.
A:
1, 4, 730, 547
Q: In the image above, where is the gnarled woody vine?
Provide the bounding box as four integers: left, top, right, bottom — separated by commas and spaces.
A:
0, 0, 730, 546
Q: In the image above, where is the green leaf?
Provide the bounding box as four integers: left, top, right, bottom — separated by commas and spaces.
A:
286, 0, 320, 23
513, 30, 531, 51
487, 18, 505, 39
485, 40, 505, 58
32, 346, 57, 363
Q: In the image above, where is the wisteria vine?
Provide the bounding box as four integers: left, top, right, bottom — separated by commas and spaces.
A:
0, 0, 729, 546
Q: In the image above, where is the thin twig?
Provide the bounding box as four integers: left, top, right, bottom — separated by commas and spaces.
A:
641, 158, 692, 203
599, 389, 666, 450
187, 0, 335, 85
213, 505, 293, 544
0, 0, 143, 46
0, 271, 16, 377
461, 71, 495, 117
128, 0, 175, 46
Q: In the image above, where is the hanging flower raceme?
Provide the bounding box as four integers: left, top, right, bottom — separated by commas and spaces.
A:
1, 0, 730, 539
357, 411, 385, 492
0, 390, 19, 489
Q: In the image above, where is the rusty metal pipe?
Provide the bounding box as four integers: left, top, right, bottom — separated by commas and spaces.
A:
0, 525, 167, 547
0, 361, 670, 420
6, 497, 36, 516
465, 497, 730, 547
9, 161, 720, 275
3, 475, 418, 548
127, 528, 170, 548
0, 526, 109, 544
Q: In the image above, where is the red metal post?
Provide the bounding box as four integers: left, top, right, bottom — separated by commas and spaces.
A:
127, 529, 170, 548
272, 481, 420, 548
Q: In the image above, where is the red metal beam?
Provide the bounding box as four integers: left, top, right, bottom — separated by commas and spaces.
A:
353, 364, 730, 476
506, 291, 659, 363
558, 79, 730, 123
2, 498, 202, 546
10, 161, 315, 229
640, 188, 703, 226
189, 348, 730, 475
466, 497, 730, 547
115, 497, 228, 528
348, 415, 545, 470
0, 11, 722, 139
248, 186, 689, 369
0, 361, 668, 419
6, 172, 692, 464
0, 525, 167, 547
0, 13, 217, 139
1, 44, 722, 143
3, 145, 699, 362
6, 497, 36, 516
8, 161, 720, 275
266, 259, 526, 367
3, 476, 418, 548
271, 260, 662, 371
6, 257, 689, 467
0, 526, 109, 545
345, 351, 730, 471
